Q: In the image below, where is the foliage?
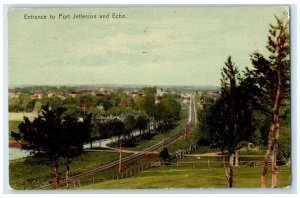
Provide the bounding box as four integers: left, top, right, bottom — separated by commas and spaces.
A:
9, 93, 35, 112
124, 115, 136, 138
248, 14, 290, 187
200, 57, 255, 152
136, 115, 150, 134
159, 147, 170, 161
96, 119, 125, 139
154, 97, 181, 132
11, 104, 92, 188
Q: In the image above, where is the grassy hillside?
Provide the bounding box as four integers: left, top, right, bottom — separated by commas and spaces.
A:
80, 165, 290, 189
9, 151, 129, 190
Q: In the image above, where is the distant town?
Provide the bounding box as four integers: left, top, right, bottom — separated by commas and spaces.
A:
8, 85, 220, 114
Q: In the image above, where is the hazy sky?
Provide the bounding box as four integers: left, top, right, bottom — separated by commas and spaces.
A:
8, 7, 288, 87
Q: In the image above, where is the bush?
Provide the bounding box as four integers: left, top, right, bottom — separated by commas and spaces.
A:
159, 147, 170, 162
140, 133, 155, 140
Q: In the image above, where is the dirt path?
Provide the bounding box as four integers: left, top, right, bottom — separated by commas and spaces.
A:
183, 152, 223, 157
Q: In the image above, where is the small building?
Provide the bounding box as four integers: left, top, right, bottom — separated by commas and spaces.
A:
31, 91, 43, 100
69, 91, 80, 97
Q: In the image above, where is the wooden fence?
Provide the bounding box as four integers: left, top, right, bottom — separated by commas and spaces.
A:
69, 160, 154, 189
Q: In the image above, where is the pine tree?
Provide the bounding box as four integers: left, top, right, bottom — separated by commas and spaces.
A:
203, 57, 255, 188
250, 13, 290, 188
11, 104, 92, 189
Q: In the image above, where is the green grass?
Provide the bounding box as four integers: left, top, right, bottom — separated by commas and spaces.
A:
8, 112, 37, 140
9, 112, 37, 121
167, 126, 199, 153
80, 164, 290, 189
9, 151, 129, 190
9, 120, 22, 140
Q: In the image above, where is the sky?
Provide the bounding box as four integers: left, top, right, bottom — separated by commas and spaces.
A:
8, 6, 288, 87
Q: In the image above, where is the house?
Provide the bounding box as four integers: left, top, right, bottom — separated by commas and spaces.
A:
54, 91, 62, 97
31, 91, 43, 100
69, 91, 80, 97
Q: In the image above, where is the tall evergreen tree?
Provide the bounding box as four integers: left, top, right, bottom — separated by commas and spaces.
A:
202, 57, 255, 188
249, 14, 290, 188
60, 114, 92, 189
11, 104, 92, 189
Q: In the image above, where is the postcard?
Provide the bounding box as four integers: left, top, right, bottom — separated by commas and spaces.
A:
7, 6, 291, 190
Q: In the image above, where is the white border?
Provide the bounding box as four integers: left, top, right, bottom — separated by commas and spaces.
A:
1, 1, 299, 197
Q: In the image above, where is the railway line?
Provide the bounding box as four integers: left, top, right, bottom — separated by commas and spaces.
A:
37, 97, 197, 190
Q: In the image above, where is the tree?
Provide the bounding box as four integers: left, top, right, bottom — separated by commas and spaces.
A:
11, 105, 64, 189
197, 99, 216, 146
135, 93, 155, 117
124, 115, 136, 140
249, 14, 290, 188
108, 119, 125, 140
11, 104, 92, 189
9, 93, 35, 112
201, 57, 255, 188
60, 113, 92, 189
136, 115, 149, 135
159, 147, 170, 162
160, 97, 181, 126
153, 97, 181, 132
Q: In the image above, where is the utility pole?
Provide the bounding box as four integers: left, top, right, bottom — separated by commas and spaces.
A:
184, 123, 189, 140
118, 139, 123, 173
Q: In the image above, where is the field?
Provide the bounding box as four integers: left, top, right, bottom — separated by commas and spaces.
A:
9, 151, 129, 190
80, 164, 290, 189
9, 112, 37, 121
8, 105, 291, 190
8, 112, 37, 140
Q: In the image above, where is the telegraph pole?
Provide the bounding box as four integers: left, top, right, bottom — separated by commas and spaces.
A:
184, 123, 189, 140
118, 139, 123, 173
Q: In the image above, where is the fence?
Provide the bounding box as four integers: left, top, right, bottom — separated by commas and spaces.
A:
172, 143, 198, 158
175, 158, 289, 169
68, 160, 154, 189
50, 157, 289, 189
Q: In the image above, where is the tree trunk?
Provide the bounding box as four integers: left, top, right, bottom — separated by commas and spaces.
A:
272, 114, 280, 188
54, 158, 60, 189
235, 150, 239, 167
261, 123, 275, 188
222, 150, 229, 183
261, 68, 281, 188
66, 158, 71, 189
228, 153, 235, 188
90, 141, 92, 149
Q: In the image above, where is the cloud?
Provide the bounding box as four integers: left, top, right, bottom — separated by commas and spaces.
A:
9, 7, 287, 86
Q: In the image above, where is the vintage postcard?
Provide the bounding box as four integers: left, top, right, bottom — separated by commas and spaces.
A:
7, 6, 291, 190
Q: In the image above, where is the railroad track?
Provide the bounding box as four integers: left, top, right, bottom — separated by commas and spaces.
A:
37, 97, 196, 190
